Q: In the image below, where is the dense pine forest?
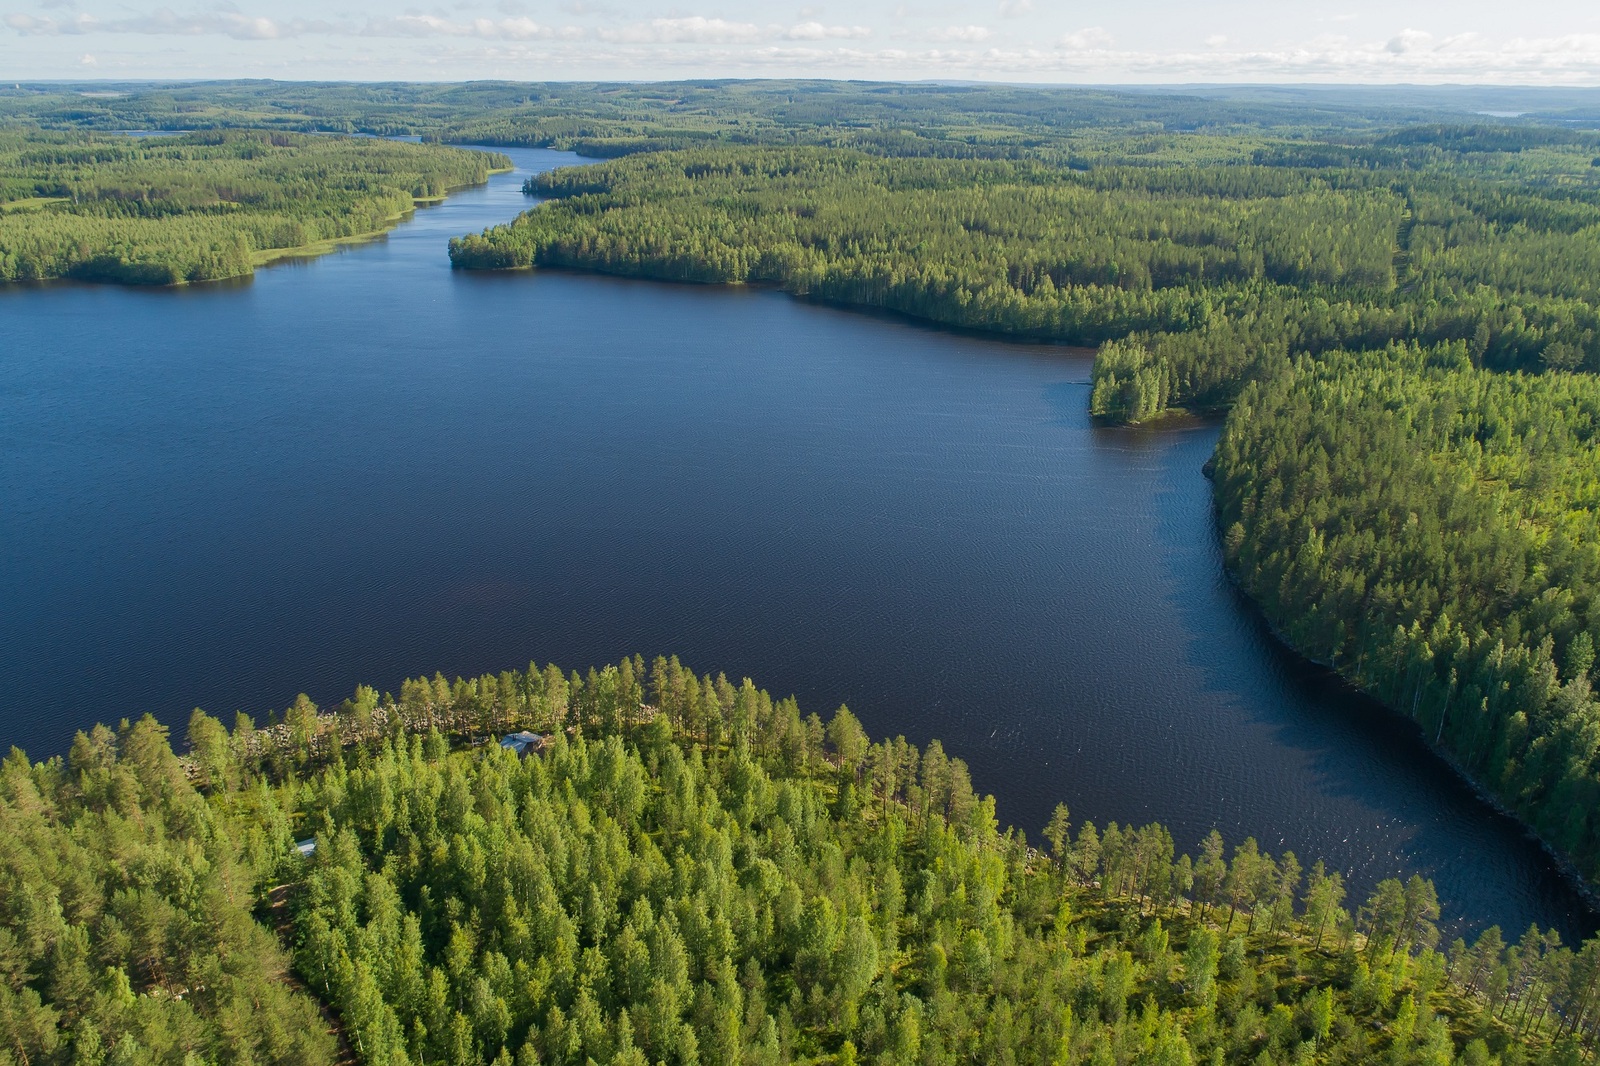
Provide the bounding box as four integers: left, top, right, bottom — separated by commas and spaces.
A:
7, 658, 1600, 1066
0, 131, 509, 283
0, 713, 340, 1066
1212, 346, 1600, 882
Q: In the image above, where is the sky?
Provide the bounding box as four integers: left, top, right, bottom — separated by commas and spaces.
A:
3, 0, 1600, 84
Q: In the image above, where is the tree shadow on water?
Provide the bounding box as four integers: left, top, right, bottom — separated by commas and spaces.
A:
1139, 428, 1598, 938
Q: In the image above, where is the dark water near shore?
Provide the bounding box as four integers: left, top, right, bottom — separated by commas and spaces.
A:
2, 146, 1593, 940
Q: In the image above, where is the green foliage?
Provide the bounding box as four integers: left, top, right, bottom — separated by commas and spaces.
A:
0, 717, 335, 1066
8, 78, 1600, 1063
1215, 344, 1600, 881
454, 147, 1400, 297
0, 130, 509, 284
440, 132, 1600, 898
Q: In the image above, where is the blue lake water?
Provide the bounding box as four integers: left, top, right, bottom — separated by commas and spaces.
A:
1, 145, 1592, 939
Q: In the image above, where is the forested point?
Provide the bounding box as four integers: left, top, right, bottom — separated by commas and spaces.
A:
6, 656, 1600, 1066
0, 130, 511, 285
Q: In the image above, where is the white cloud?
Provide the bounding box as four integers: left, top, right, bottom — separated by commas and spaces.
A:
6, 9, 338, 38
6, 12, 94, 34
78, 50, 94, 63
999, 0, 1032, 17
4, 8, 588, 40
1385, 28, 1432, 54
784, 21, 870, 40
9, 5, 1600, 85
1509, 32, 1600, 54
599, 16, 762, 43
360, 15, 576, 40
551, 30, 1597, 84
1058, 26, 1112, 50
928, 25, 990, 42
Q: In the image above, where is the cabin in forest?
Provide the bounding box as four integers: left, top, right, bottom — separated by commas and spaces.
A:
499, 730, 548, 757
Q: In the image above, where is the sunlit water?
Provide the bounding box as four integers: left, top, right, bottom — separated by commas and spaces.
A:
2, 146, 1592, 939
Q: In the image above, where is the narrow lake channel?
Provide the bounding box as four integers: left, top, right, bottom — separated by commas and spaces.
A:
1, 145, 1592, 939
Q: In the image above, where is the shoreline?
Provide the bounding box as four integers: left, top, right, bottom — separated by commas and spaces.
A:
7, 164, 517, 287
1210, 496, 1600, 924
249, 164, 515, 271
459, 257, 1113, 354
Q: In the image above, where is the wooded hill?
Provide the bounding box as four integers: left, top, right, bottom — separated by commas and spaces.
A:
0, 130, 509, 284
5, 657, 1600, 1066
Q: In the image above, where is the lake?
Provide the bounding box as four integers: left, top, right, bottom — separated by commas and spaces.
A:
1, 145, 1591, 939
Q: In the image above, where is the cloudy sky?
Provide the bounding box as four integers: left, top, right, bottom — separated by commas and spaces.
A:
4, 0, 1599, 84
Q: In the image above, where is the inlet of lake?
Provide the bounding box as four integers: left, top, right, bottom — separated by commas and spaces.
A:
2, 145, 1593, 940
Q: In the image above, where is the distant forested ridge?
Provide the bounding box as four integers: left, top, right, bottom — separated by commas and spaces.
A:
7, 657, 1600, 1066
0, 130, 510, 284
0, 80, 1530, 156
7, 80, 1600, 161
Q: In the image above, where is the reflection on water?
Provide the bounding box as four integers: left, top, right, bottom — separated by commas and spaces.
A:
1, 146, 1592, 940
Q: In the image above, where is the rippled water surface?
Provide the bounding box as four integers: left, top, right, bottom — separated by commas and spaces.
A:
2, 146, 1592, 938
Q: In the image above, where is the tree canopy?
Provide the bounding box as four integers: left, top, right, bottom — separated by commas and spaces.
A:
1214, 344, 1600, 882
448, 146, 1600, 424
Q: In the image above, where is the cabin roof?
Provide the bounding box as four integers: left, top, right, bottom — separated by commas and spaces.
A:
499, 731, 547, 754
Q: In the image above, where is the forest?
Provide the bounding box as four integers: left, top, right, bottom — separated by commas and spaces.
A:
7, 657, 1600, 1066
0, 80, 1516, 155
1212, 345, 1600, 881
0, 130, 509, 284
